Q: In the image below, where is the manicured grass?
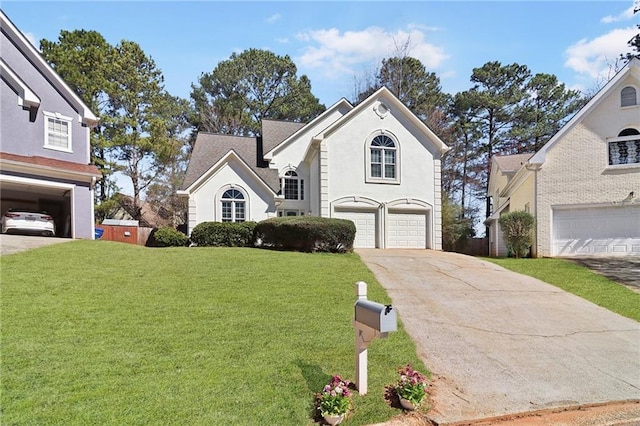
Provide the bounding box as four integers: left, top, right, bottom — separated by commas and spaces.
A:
1, 241, 426, 425
486, 257, 640, 322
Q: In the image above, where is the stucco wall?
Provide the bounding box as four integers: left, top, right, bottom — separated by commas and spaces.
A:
73, 183, 95, 239
0, 32, 90, 164
187, 159, 275, 233
325, 102, 437, 205
324, 99, 441, 249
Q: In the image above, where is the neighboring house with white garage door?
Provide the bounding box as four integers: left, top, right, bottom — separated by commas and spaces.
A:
179, 87, 449, 249
0, 11, 101, 239
486, 58, 640, 257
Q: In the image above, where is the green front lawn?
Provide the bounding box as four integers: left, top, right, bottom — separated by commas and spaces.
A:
1, 241, 425, 425
486, 257, 640, 322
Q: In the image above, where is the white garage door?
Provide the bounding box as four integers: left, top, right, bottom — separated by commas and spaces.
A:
553, 205, 640, 256
387, 212, 427, 249
334, 210, 377, 248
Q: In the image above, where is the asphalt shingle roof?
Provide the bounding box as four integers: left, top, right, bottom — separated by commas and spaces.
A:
182, 133, 280, 192
261, 119, 306, 153
493, 153, 534, 174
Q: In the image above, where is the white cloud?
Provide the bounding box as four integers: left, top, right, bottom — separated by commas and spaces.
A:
601, 4, 635, 23
564, 27, 637, 79
266, 13, 281, 24
295, 26, 448, 79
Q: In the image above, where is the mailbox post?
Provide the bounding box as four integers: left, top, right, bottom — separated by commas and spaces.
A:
353, 281, 397, 394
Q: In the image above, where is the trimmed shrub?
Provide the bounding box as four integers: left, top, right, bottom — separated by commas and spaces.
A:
254, 216, 356, 253
190, 221, 256, 247
498, 211, 535, 258
152, 227, 189, 247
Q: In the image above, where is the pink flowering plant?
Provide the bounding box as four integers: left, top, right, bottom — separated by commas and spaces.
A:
317, 375, 352, 416
396, 364, 428, 406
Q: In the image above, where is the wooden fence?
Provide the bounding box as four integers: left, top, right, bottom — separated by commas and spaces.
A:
97, 225, 154, 246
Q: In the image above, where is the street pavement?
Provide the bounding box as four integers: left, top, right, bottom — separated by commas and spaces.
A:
357, 249, 640, 425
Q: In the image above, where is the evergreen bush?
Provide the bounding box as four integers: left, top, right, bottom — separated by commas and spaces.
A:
152, 227, 189, 247
190, 221, 256, 247
498, 211, 535, 258
254, 216, 355, 253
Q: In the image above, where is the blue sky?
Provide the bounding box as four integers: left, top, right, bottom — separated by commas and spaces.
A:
2, 1, 638, 108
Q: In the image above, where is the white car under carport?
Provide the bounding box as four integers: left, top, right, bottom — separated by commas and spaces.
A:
1, 210, 55, 236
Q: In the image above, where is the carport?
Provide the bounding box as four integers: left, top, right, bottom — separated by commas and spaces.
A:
1, 176, 73, 237
0, 153, 101, 240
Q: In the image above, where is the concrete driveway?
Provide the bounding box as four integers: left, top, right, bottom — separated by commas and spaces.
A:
0, 234, 69, 256
357, 249, 640, 425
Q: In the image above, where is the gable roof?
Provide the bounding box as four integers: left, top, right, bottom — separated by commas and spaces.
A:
181, 133, 279, 192
313, 87, 449, 154
529, 58, 640, 165
261, 119, 306, 154
0, 10, 98, 126
263, 98, 353, 160
493, 153, 534, 175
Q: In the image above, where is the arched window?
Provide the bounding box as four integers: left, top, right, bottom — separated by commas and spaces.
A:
220, 188, 245, 222
621, 86, 637, 107
281, 170, 303, 200
619, 128, 640, 137
608, 128, 640, 166
370, 134, 397, 180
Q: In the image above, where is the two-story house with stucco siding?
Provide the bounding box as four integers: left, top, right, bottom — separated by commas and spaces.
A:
179, 87, 449, 249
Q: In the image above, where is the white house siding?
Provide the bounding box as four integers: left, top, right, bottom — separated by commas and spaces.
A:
188, 159, 275, 232
325, 99, 439, 249
535, 113, 640, 257
309, 152, 320, 216
266, 105, 350, 217
491, 220, 508, 257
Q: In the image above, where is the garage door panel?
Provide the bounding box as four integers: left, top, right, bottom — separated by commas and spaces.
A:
388, 212, 427, 249
334, 210, 377, 248
553, 206, 640, 256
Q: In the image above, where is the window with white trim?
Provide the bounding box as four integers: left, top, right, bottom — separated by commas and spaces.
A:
367, 133, 399, 183
281, 170, 304, 200
220, 189, 245, 222
43, 112, 72, 151
621, 86, 637, 107
608, 128, 640, 166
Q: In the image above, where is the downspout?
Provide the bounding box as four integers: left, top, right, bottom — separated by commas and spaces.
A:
525, 162, 541, 257
90, 176, 97, 240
